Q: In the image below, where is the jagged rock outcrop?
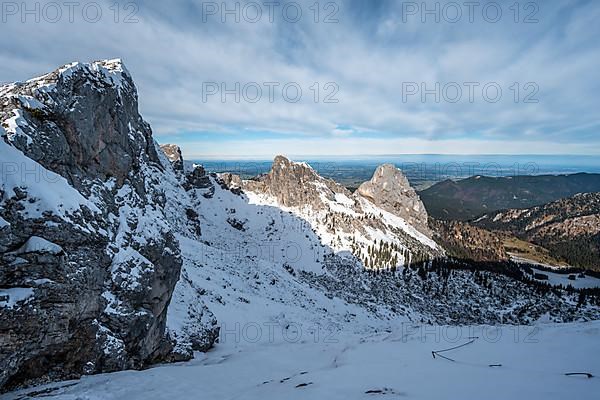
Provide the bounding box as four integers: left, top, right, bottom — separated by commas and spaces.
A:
187, 165, 213, 191
230, 156, 443, 271
241, 157, 432, 237
158, 144, 213, 192
357, 164, 431, 236
244, 155, 355, 210
160, 144, 184, 172
0, 60, 217, 391
218, 172, 242, 191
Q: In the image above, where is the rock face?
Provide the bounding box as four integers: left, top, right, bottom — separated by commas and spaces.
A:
233, 156, 442, 272
0, 60, 217, 391
244, 155, 356, 210
1, 59, 161, 189
357, 164, 431, 236
160, 144, 184, 172
229, 157, 431, 241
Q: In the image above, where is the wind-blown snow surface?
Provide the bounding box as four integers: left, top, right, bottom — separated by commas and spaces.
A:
3, 321, 599, 400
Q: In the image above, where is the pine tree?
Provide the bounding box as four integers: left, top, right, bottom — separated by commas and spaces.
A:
577, 291, 587, 308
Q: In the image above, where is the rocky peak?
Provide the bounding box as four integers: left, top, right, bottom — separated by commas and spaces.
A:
243, 155, 352, 209
0, 60, 217, 390
271, 154, 319, 180
1, 59, 159, 191
357, 164, 431, 236
160, 144, 184, 172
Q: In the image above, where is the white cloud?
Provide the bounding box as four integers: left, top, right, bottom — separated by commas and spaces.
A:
1, 0, 599, 155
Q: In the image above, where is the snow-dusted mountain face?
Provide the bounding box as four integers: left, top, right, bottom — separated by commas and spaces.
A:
0, 60, 217, 390
159, 144, 184, 172
240, 155, 442, 270
357, 163, 431, 237
2, 60, 600, 394
177, 153, 600, 330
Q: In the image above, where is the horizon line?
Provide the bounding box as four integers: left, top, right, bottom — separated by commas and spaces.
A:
183, 153, 600, 160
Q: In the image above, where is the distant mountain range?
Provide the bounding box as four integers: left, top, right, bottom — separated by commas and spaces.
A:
474, 193, 600, 270
419, 173, 600, 221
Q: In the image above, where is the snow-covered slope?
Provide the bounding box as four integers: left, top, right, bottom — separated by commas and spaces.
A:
173, 158, 600, 332
238, 155, 443, 273
4, 321, 600, 400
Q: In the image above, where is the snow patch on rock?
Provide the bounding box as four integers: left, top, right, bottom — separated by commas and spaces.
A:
0, 288, 35, 309
12, 236, 64, 255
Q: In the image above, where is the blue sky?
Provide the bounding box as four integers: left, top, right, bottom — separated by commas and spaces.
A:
2, 0, 600, 157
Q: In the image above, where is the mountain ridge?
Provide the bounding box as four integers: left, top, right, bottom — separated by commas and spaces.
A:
474, 192, 600, 270
419, 173, 600, 220
232, 153, 442, 266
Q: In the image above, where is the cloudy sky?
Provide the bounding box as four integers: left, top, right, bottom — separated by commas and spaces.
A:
2, 0, 599, 157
